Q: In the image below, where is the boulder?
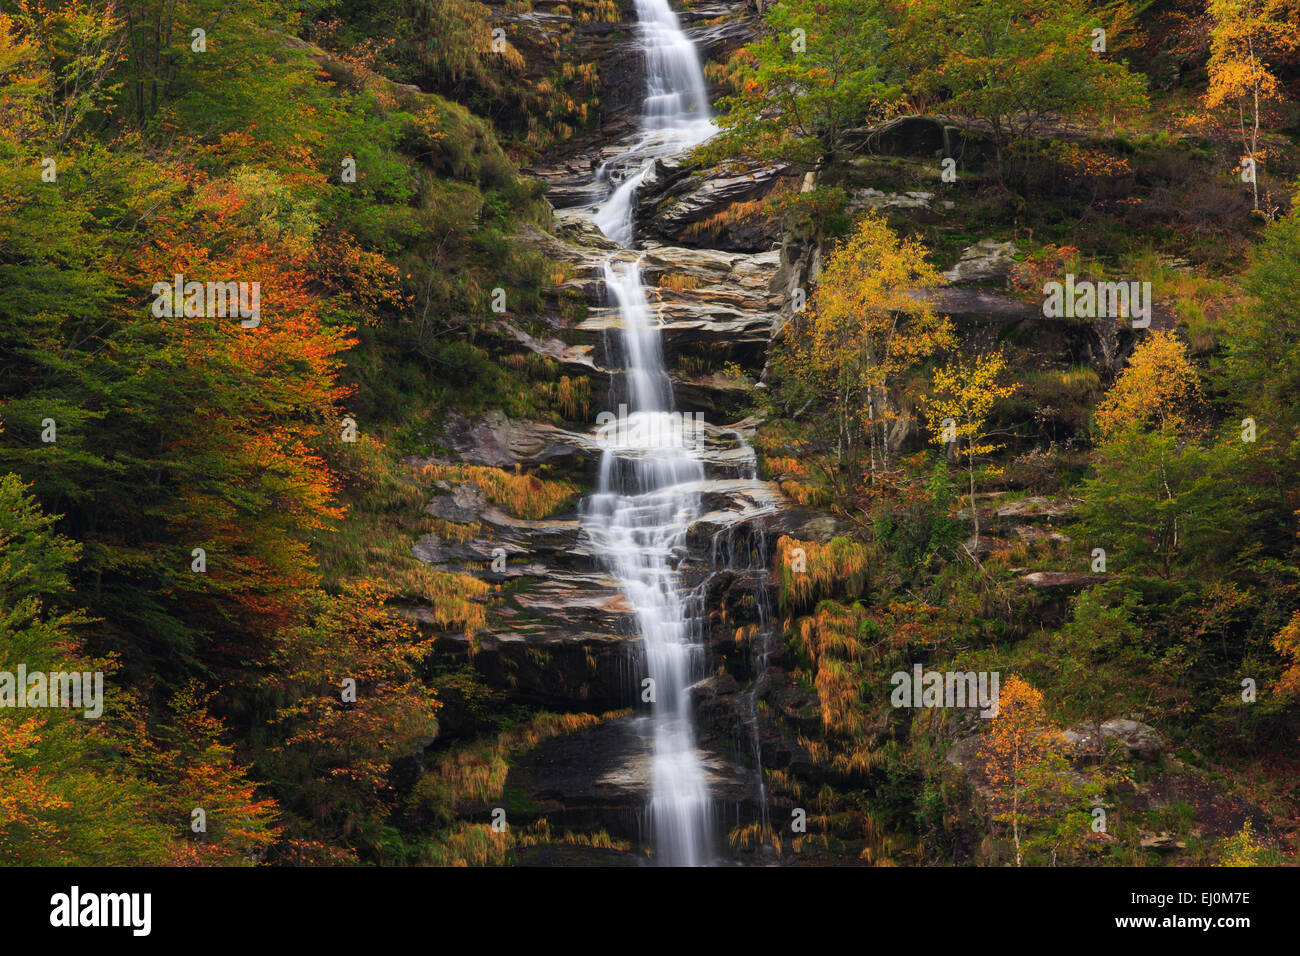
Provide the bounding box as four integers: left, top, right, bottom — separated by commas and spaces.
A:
1061, 722, 1106, 757
911, 288, 1042, 324
846, 188, 935, 214
1010, 524, 1070, 544
504, 715, 762, 841
1019, 571, 1096, 591
943, 240, 1019, 285
1100, 718, 1165, 762
425, 483, 488, 524
847, 115, 949, 156
1139, 832, 1186, 853
1063, 718, 1165, 762
550, 210, 622, 250
994, 496, 1080, 521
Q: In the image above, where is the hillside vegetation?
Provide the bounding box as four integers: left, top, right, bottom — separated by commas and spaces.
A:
1, 0, 1298, 866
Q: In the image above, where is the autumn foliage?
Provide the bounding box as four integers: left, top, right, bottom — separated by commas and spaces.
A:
981, 676, 1104, 866
780, 212, 955, 479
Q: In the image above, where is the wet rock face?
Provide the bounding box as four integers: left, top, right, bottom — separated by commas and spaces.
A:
681, 2, 757, 62
513, 215, 784, 415
437, 410, 594, 476
465, 629, 636, 712
691, 671, 821, 781
416, 409, 803, 715
503, 714, 765, 844
516, 0, 757, 179
491, 1, 646, 145
504, 718, 652, 838
635, 156, 793, 250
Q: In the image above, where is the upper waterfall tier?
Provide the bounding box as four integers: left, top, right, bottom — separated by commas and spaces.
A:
592, 0, 715, 248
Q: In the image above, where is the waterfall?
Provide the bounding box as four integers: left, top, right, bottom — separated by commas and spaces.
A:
580, 0, 716, 866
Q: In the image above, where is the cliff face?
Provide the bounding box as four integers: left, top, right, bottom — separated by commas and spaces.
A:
413, 3, 1100, 862
404, 1, 800, 861
410, 2, 1284, 866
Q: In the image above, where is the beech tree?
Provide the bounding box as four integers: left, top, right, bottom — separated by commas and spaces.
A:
0, 102, 356, 678
981, 676, 1105, 866
254, 581, 440, 857
1093, 331, 1202, 440
1204, 0, 1300, 214
902, 0, 1148, 176
1273, 611, 1300, 700
923, 352, 1016, 553
1076, 428, 1253, 578
0, 474, 172, 865
1223, 189, 1300, 439
0, 4, 123, 146
122, 681, 282, 865
703, 0, 903, 166
1078, 333, 1253, 578
0, 3, 505, 866
115, 0, 302, 130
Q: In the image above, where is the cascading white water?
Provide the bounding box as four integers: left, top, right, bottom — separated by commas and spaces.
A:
581, 0, 716, 866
